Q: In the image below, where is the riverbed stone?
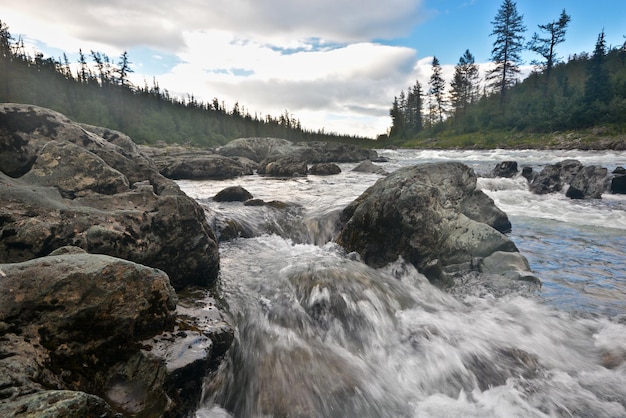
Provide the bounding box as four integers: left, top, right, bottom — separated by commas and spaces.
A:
309, 162, 342, 175
491, 161, 518, 178
529, 159, 583, 194
566, 165, 609, 199
352, 160, 389, 175
337, 162, 521, 283
214, 185, 254, 202
257, 155, 308, 177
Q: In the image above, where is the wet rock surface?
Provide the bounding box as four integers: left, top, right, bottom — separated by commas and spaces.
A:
0, 104, 233, 417
337, 162, 526, 284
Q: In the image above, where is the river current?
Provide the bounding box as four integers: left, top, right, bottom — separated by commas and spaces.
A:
179, 149, 626, 418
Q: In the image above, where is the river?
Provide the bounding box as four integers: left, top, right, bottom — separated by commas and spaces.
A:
178, 149, 626, 418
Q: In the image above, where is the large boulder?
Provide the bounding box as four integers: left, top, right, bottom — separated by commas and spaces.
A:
529, 159, 583, 194
216, 137, 300, 162
0, 251, 233, 417
336, 162, 522, 283
140, 145, 252, 180
309, 162, 342, 175
216, 137, 377, 164
352, 160, 389, 175
0, 104, 220, 290
491, 161, 518, 178
0, 251, 174, 417
258, 155, 308, 177
306, 141, 378, 163
566, 165, 609, 199
611, 167, 626, 194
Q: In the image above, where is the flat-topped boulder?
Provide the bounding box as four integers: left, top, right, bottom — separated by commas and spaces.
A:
216, 137, 378, 165
139, 145, 253, 180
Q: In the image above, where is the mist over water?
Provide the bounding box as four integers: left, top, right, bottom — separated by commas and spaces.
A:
181, 149, 626, 417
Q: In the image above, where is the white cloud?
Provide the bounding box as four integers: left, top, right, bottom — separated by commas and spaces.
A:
1, 0, 435, 137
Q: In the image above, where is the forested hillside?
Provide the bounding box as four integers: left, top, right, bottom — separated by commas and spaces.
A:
0, 20, 370, 147
386, 3, 626, 147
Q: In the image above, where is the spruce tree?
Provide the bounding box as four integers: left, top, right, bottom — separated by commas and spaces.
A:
429, 56, 446, 125
528, 9, 571, 81
450, 49, 479, 124
487, 0, 526, 108
584, 30, 611, 105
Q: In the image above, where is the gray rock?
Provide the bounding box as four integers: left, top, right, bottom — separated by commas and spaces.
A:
529, 159, 583, 195
566, 165, 609, 199
352, 160, 389, 175
309, 162, 342, 175
258, 155, 308, 177
479, 251, 541, 284
0, 252, 175, 417
20, 140, 129, 198
337, 162, 519, 283
306, 141, 378, 163
159, 155, 250, 180
216, 137, 299, 162
140, 145, 253, 180
214, 186, 254, 202
611, 174, 626, 194
0, 104, 220, 290
491, 161, 518, 178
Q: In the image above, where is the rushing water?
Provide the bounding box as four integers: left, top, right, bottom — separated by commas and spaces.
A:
179, 149, 626, 418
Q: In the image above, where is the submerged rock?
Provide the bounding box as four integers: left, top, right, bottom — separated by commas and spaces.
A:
491, 161, 519, 178
214, 185, 254, 202
337, 162, 525, 284
257, 155, 308, 177
352, 160, 389, 175
309, 162, 342, 175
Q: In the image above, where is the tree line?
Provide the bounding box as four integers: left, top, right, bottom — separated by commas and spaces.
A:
387, 0, 626, 142
0, 20, 370, 147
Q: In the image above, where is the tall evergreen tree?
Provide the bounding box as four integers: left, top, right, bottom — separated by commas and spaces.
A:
450, 49, 480, 124
429, 56, 446, 125
487, 0, 526, 107
584, 30, 611, 104
528, 9, 571, 81
389, 94, 406, 138
0, 20, 12, 99
116, 51, 133, 88
405, 81, 423, 135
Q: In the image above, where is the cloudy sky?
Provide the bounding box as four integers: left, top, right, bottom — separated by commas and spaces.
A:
1, 1, 625, 138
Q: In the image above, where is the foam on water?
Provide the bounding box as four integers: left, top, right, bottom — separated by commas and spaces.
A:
179, 148, 626, 417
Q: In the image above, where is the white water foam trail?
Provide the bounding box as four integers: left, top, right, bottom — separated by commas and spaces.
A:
196, 238, 626, 418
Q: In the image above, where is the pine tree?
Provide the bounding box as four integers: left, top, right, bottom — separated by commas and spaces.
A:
450, 49, 479, 124
584, 30, 611, 104
429, 56, 446, 125
0, 20, 12, 99
487, 0, 526, 108
389, 95, 405, 138
528, 9, 571, 81
405, 81, 423, 135
116, 51, 133, 88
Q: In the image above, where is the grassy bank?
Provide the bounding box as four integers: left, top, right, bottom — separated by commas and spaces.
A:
384, 127, 626, 150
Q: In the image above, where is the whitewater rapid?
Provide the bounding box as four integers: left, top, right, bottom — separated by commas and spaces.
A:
179, 148, 626, 418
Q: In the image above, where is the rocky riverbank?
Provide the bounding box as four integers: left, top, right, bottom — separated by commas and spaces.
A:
0, 104, 232, 417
